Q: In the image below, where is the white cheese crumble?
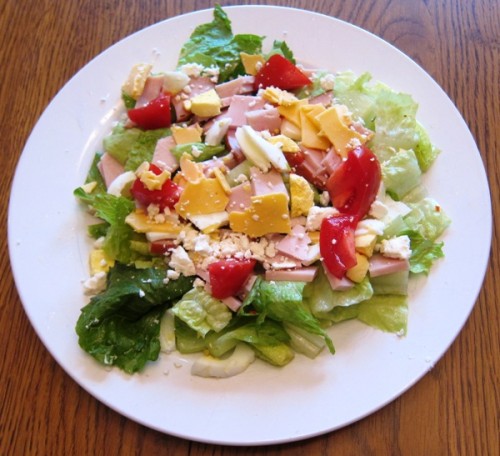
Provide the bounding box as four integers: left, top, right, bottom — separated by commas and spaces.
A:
378, 235, 412, 260
305, 206, 339, 231
319, 73, 335, 91
83, 271, 107, 295
168, 246, 196, 276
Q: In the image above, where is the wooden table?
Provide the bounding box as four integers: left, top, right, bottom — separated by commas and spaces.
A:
1, 1, 498, 454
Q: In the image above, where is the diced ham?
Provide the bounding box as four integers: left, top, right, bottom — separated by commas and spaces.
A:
276, 225, 311, 261
226, 95, 266, 127
135, 75, 164, 108
226, 182, 253, 213
265, 267, 318, 282
250, 167, 288, 199
266, 253, 302, 270
222, 149, 245, 170
215, 75, 255, 99
222, 296, 243, 312
368, 254, 410, 278
298, 146, 330, 189
202, 157, 226, 177
237, 273, 258, 300
97, 153, 125, 189
321, 149, 342, 174
246, 107, 281, 133
171, 76, 216, 122
225, 128, 240, 152
309, 91, 333, 107
152, 136, 179, 172
324, 266, 355, 291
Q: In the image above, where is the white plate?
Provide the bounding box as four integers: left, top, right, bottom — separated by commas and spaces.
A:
8, 6, 491, 446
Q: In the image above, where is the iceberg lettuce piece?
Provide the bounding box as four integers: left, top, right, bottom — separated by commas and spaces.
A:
404, 197, 451, 241
381, 148, 422, 200
405, 230, 446, 275
357, 295, 408, 335
172, 288, 232, 337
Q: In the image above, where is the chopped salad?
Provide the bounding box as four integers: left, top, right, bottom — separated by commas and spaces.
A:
75, 6, 450, 377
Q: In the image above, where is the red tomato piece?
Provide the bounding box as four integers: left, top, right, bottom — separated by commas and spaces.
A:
149, 239, 176, 255
320, 215, 357, 279
128, 93, 172, 130
326, 146, 381, 221
130, 163, 181, 210
253, 54, 312, 91
207, 258, 256, 299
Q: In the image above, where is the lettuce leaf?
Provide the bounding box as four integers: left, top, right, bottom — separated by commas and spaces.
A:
76, 264, 194, 373
74, 187, 139, 264
356, 295, 408, 334
177, 5, 263, 82
404, 197, 451, 241
266, 39, 295, 63
381, 148, 422, 199
170, 142, 226, 162
405, 230, 445, 274
243, 278, 335, 354
103, 124, 170, 171
171, 287, 232, 337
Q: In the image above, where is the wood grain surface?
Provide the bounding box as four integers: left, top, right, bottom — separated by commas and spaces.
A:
1, 1, 498, 454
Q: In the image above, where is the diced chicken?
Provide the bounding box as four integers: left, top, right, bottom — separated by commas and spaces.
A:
215, 75, 255, 99
97, 153, 125, 188
265, 266, 318, 282
276, 225, 311, 261
226, 95, 266, 127
250, 167, 288, 199
226, 182, 253, 213
246, 107, 281, 133
152, 136, 179, 172
135, 75, 164, 108
368, 254, 410, 278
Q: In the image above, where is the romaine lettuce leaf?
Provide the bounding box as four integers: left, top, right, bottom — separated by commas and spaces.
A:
177, 5, 263, 82
405, 230, 445, 274
103, 124, 170, 171
76, 264, 194, 373
171, 287, 232, 337
381, 148, 422, 200
356, 295, 408, 334
243, 278, 335, 354
404, 197, 451, 241
74, 187, 139, 264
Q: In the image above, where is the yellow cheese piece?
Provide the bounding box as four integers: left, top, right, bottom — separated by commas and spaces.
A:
179, 154, 204, 183
240, 52, 265, 75
277, 98, 309, 127
139, 168, 170, 190
122, 63, 153, 99
212, 167, 232, 195
171, 124, 203, 144
355, 233, 378, 257
308, 231, 320, 243
299, 105, 330, 150
262, 87, 298, 107
125, 210, 185, 235
229, 193, 291, 237
89, 249, 115, 275
290, 174, 314, 217
175, 178, 229, 219
189, 89, 221, 117
266, 134, 300, 152
316, 105, 369, 158
346, 253, 369, 283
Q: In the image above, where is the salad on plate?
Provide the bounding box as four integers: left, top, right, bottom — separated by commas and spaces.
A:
75, 5, 450, 378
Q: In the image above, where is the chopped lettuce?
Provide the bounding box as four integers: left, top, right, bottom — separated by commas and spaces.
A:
171, 287, 232, 337
76, 264, 194, 373
177, 5, 263, 82
266, 39, 295, 63
243, 278, 335, 354
356, 295, 408, 335
404, 197, 451, 241
304, 267, 373, 317
405, 230, 445, 274
85, 152, 107, 194
381, 148, 422, 200
74, 187, 140, 264
170, 142, 226, 162
103, 124, 170, 171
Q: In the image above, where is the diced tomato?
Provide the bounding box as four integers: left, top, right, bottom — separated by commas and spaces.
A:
130, 163, 181, 210
149, 239, 176, 255
253, 54, 312, 91
320, 215, 357, 279
207, 258, 256, 299
128, 92, 172, 130
326, 146, 381, 221
284, 150, 306, 169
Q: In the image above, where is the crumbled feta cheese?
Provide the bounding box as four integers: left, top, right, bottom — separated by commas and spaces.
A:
319, 73, 335, 91
319, 191, 330, 207
378, 235, 412, 260
169, 246, 196, 276
179, 63, 205, 77
83, 271, 107, 295
306, 206, 339, 231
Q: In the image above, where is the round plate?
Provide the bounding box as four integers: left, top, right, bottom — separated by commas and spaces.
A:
8, 5, 491, 446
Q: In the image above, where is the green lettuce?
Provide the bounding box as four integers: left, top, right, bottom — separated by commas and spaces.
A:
381, 148, 422, 200
76, 264, 194, 373
405, 230, 445, 274
103, 124, 170, 171
84, 152, 107, 194
170, 142, 226, 162
171, 287, 232, 337
243, 278, 335, 354
404, 197, 451, 241
177, 5, 263, 82
74, 187, 141, 264
266, 39, 295, 63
